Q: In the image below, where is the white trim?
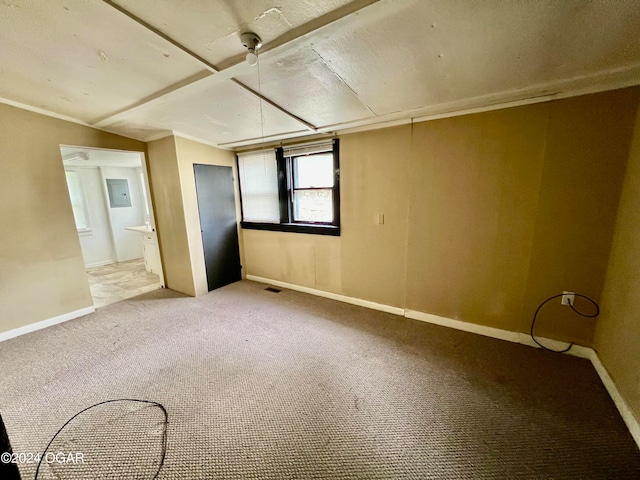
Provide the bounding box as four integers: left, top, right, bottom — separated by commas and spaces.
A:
517, 333, 593, 359
58, 144, 146, 156
0, 97, 95, 127
0, 100, 148, 143
0, 306, 95, 343
221, 130, 312, 150
246, 275, 405, 316
245, 276, 640, 448
224, 63, 640, 151
407, 308, 638, 447
323, 62, 640, 135
0, 99, 147, 142
283, 139, 334, 157
3, 62, 640, 153
172, 132, 234, 150
232, 132, 336, 153
142, 131, 175, 143
404, 309, 521, 343
404, 309, 597, 359
589, 351, 640, 449
405, 309, 596, 359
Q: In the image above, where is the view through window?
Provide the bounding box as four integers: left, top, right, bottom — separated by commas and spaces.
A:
237, 139, 340, 236
64, 170, 89, 230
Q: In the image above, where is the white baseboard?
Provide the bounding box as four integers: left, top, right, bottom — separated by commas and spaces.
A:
517, 333, 594, 359
405, 309, 521, 343
0, 306, 95, 343
588, 350, 640, 449
408, 308, 638, 447
246, 275, 405, 316
246, 275, 640, 449
405, 309, 594, 359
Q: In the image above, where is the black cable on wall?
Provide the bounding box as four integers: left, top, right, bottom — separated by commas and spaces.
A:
530, 293, 600, 353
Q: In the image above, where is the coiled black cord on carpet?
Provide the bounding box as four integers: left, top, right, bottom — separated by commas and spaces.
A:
34, 399, 168, 480
530, 293, 600, 353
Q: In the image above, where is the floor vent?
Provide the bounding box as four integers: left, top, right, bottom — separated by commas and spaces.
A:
265, 287, 282, 293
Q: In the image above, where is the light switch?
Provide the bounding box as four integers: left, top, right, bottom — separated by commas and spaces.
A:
377, 213, 385, 225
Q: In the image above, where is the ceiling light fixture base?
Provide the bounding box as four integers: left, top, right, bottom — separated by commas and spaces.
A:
241, 32, 262, 52
241, 32, 262, 66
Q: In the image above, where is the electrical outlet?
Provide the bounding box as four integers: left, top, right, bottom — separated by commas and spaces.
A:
561, 291, 575, 306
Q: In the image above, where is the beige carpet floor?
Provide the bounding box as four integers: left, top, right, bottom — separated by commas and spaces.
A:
0, 280, 638, 479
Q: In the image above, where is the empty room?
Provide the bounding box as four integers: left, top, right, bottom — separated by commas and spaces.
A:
1, 1, 640, 479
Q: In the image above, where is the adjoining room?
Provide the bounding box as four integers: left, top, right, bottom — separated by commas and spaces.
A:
1, 1, 640, 479
60, 146, 163, 307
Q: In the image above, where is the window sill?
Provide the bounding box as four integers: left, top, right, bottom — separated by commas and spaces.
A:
241, 222, 340, 236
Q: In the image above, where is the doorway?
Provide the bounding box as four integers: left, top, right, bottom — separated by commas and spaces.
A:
60, 146, 164, 307
193, 164, 242, 291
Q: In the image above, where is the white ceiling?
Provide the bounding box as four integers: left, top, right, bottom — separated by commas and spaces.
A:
2, 0, 640, 150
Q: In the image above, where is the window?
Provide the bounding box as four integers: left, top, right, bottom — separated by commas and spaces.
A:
238, 139, 340, 236
64, 169, 90, 231
291, 152, 334, 223
237, 149, 280, 223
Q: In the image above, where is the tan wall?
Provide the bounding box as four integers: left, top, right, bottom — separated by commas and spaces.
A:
174, 136, 240, 296
243, 125, 412, 307
147, 136, 196, 296
519, 93, 636, 344
0, 103, 145, 333
405, 104, 548, 330
147, 135, 238, 297
595, 104, 640, 423
341, 126, 412, 307
242, 88, 640, 346
243, 231, 343, 294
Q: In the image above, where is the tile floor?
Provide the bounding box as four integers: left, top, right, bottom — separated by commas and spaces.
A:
86, 258, 162, 308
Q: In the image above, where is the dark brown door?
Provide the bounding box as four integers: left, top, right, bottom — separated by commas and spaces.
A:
193, 164, 242, 291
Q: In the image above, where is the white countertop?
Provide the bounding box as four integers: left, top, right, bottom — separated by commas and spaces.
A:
125, 225, 154, 233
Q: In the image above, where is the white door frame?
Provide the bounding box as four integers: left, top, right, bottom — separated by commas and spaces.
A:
59, 145, 166, 288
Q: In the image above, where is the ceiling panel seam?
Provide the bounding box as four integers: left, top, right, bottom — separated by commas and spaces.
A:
228, 79, 316, 130
90, 70, 213, 125
311, 47, 377, 116
213, 0, 382, 72
95, 0, 384, 133
219, 65, 640, 149
102, 0, 218, 73
99, 0, 317, 132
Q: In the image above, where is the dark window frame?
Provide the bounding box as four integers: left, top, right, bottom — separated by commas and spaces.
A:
238, 139, 340, 236
289, 152, 335, 224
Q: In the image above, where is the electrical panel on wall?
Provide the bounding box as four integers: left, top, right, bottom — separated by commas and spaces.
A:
106, 179, 132, 208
